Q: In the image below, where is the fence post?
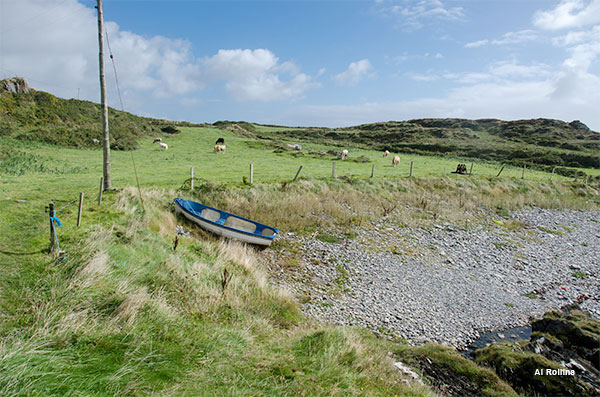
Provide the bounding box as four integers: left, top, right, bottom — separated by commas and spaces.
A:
250, 164, 254, 184
521, 165, 526, 179
551, 167, 555, 181
190, 167, 194, 191
371, 163, 375, 178
293, 165, 303, 181
573, 170, 578, 182
332, 161, 336, 178
77, 192, 84, 227
496, 165, 505, 177
98, 177, 104, 206
409, 161, 413, 177
444, 167, 447, 177
48, 202, 56, 253
469, 162, 474, 176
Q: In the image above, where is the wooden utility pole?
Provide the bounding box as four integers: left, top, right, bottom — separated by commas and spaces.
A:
97, 0, 111, 190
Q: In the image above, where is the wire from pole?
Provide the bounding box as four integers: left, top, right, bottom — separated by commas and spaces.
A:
105, 28, 145, 213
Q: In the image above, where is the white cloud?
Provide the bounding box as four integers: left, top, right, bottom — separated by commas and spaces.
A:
377, 0, 465, 30
533, 0, 600, 30
465, 30, 538, 48
280, 74, 600, 130
0, 1, 316, 109
333, 59, 373, 86
203, 49, 316, 101
279, 55, 599, 130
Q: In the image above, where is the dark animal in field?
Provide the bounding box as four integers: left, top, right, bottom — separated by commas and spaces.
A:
215, 138, 225, 145
453, 163, 467, 174
153, 138, 162, 143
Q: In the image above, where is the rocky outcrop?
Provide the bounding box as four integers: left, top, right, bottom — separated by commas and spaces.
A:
0, 77, 32, 94
474, 306, 600, 396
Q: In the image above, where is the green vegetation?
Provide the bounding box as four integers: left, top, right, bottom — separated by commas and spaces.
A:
474, 342, 596, 396
571, 272, 588, 279
247, 118, 600, 175
316, 232, 344, 243
0, 85, 201, 150
392, 343, 518, 396
1, 84, 599, 394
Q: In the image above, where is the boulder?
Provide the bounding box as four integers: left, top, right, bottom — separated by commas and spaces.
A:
0, 77, 31, 93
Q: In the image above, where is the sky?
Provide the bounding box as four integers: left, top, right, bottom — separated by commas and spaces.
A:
1, 0, 599, 131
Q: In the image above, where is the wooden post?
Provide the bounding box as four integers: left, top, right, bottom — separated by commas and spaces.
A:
77, 193, 84, 227
521, 165, 526, 179
469, 162, 474, 176
332, 161, 336, 178
574, 170, 578, 182
97, 0, 111, 190
585, 175, 589, 187
444, 167, 447, 177
98, 177, 104, 206
409, 161, 413, 177
190, 167, 194, 191
496, 165, 505, 177
293, 165, 303, 181
250, 163, 254, 184
371, 163, 375, 178
48, 202, 56, 253
551, 167, 555, 181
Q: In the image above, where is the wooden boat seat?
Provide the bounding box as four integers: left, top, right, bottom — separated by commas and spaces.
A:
201, 208, 222, 222
224, 216, 257, 233
260, 228, 275, 237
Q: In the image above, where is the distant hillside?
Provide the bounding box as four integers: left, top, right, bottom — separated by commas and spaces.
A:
247, 119, 599, 171
0, 77, 203, 150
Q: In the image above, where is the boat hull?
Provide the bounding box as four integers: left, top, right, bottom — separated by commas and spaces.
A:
174, 198, 277, 246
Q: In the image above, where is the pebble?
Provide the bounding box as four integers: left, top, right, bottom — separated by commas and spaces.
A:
267, 208, 600, 350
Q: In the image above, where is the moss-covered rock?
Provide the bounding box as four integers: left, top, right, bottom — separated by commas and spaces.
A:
474, 341, 596, 396
532, 306, 600, 370
394, 343, 518, 397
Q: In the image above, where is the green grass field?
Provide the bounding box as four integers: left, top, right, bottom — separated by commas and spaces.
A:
1, 126, 598, 395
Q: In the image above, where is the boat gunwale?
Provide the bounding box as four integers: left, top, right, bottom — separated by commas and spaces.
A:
174, 198, 277, 241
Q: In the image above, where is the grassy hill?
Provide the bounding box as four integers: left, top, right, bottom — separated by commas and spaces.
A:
0, 82, 203, 150
1, 80, 599, 395
243, 119, 600, 173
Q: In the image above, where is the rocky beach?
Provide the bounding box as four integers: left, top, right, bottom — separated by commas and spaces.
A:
266, 208, 600, 350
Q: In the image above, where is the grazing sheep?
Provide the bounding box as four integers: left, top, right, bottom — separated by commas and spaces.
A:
215, 137, 225, 145
213, 144, 226, 153
92, 138, 100, 144
159, 142, 168, 150
341, 149, 349, 160
383, 150, 390, 157
392, 155, 400, 167
153, 137, 162, 143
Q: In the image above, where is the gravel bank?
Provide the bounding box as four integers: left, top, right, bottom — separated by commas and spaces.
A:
266, 208, 600, 349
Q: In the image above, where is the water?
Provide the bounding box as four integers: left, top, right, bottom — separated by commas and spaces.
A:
461, 325, 532, 359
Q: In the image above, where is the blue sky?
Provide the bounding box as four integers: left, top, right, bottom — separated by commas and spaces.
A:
1, 0, 599, 130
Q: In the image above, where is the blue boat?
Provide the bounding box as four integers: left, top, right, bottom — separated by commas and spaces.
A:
174, 198, 278, 246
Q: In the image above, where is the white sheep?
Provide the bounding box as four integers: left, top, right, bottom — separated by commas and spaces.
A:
383, 150, 390, 157
159, 142, 168, 150
392, 155, 400, 167
92, 138, 100, 144
341, 149, 349, 160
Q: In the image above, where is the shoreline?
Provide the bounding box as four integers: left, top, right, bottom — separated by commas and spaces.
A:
266, 208, 600, 350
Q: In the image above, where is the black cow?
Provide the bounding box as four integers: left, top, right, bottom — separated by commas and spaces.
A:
215, 138, 225, 145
